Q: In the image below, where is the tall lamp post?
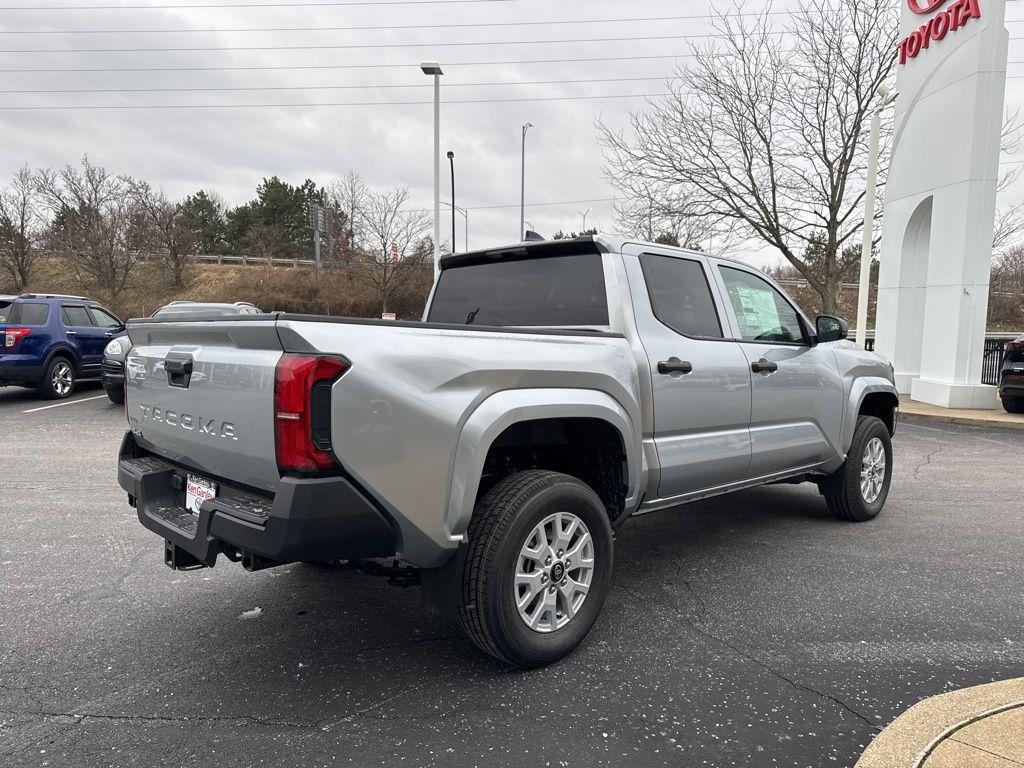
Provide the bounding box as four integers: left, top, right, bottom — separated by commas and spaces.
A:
520, 122, 533, 241
855, 84, 897, 348
446, 150, 456, 253
421, 61, 443, 278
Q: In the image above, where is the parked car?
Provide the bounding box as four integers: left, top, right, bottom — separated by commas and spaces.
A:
0, 294, 126, 399
102, 301, 260, 404
999, 334, 1024, 413
116, 235, 898, 667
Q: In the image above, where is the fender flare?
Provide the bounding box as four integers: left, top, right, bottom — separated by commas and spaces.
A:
843, 377, 899, 453
445, 388, 644, 540
43, 344, 79, 372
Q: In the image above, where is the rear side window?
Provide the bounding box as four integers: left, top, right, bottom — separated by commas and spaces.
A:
428, 253, 609, 327
61, 305, 93, 326
8, 302, 49, 325
0, 300, 12, 323
640, 254, 723, 339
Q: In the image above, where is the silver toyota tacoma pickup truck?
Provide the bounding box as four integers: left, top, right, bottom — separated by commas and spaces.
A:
117, 235, 898, 667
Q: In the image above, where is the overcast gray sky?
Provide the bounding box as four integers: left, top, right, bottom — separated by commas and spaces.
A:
0, 0, 1021, 265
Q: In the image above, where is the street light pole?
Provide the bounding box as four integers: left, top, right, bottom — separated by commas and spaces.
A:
447, 150, 456, 253
421, 61, 444, 278
520, 122, 532, 241
855, 84, 897, 349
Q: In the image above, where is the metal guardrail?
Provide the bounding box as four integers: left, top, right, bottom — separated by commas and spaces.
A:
859, 333, 1016, 386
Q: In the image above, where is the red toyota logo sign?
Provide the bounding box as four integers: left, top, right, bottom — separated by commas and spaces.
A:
908, 0, 947, 13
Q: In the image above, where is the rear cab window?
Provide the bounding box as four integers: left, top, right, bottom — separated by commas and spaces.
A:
640, 253, 723, 339
427, 252, 609, 328
7, 302, 50, 326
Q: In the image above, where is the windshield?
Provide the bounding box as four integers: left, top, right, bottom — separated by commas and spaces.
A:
427, 253, 609, 327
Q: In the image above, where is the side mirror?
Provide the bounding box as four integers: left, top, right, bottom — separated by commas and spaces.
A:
815, 315, 848, 344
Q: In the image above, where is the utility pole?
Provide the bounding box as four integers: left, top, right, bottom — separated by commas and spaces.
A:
310, 203, 324, 283
520, 122, 533, 241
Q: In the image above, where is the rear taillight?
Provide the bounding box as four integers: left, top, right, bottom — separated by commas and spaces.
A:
1005, 340, 1024, 354
274, 354, 349, 473
4, 327, 30, 349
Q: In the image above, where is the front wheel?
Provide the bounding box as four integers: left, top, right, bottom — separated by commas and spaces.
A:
105, 385, 125, 405
451, 470, 613, 668
1001, 395, 1024, 414
823, 415, 893, 522
37, 357, 75, 400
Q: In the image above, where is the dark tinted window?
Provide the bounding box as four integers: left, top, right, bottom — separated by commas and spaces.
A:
719, 266, 806, 344
61, 305, 93, 326
8, 302, 49, 325
88, 306, 122, 327
0, 300, 12, 323
153, 306, 238, 318
428, 253, 609, 327
640, 254, 723, 339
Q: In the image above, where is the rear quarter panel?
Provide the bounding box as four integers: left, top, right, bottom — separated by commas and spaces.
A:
278, 319, 642, 567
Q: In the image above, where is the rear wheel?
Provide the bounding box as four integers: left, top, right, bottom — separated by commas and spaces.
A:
823, 415, 892, 522
1001, 395, 1024, 414
37, 357, 75, 400
451, 470, 613, 668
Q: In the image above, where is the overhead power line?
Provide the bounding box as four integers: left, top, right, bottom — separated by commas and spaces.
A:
0, 0, 515, 9
0, 53, 705, 74
0, 75, 666, 94
0, 92, 667, 110
0, 12, 796, 34
0, 32, 786, 54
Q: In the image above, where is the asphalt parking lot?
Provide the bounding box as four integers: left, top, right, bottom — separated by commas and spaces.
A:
0, 386, 1021, 768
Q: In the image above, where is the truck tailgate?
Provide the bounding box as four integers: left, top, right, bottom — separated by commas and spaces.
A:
125, 318, 283, 493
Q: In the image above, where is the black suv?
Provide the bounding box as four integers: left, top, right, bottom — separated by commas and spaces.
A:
1000, 334, 1024, 414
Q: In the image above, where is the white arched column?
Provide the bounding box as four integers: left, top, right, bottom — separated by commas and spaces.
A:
875, 0, 1008, 409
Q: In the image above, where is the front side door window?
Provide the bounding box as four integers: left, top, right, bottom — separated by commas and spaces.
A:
718, 266, 807, 344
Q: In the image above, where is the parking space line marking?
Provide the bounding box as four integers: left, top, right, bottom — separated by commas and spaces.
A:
22, 395, 108, 413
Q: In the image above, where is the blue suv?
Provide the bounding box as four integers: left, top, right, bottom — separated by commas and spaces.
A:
0, 294, 126, 399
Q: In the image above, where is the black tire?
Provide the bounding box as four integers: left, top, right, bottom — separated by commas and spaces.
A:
824, 415, 892, 522
105, 385, 125, 405
1001, 395, 1024, 414
36, 356, 76, 400
452, 470, 613, 668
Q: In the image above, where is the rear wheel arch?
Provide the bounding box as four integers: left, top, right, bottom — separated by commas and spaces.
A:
44, 345, 78, 371
447, 389, 641, 540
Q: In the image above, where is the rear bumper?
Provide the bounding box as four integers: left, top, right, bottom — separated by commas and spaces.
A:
0, 358, 44, 384
117, 432, 397, 570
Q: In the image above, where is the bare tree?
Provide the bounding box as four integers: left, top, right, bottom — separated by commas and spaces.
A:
242, 221, 287, 265
126, 179, 197, 288
37, 156, 145, 304
613, 183, 741, 254
600, 1, 899, 313
326, 171, 369, 261
356, 186, 432, 314
0, 166, 42, 291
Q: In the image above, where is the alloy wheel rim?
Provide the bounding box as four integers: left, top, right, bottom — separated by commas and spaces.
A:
514, 511, 595, 633
860, 437, 886, 504
52, 362, 73, 396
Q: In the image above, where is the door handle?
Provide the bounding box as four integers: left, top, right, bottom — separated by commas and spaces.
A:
751, 359, 778, 374
66, 330, 77, 336
657, 359, 693, 375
